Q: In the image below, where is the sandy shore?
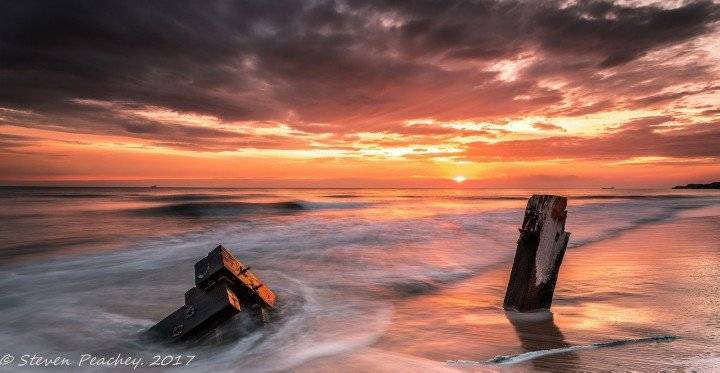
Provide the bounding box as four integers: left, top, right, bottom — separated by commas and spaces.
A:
298, 214, 720, 371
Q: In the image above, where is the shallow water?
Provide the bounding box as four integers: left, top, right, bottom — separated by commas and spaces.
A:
0, 187, 719, 371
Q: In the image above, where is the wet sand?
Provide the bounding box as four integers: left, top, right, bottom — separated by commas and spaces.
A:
298, 214, 720, 371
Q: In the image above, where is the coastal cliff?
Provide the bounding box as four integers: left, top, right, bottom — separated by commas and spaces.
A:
673, 182, 720, 189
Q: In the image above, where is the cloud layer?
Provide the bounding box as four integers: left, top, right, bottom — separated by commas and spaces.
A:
1, 0, 719, 170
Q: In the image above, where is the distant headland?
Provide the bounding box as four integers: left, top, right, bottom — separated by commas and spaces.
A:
672, 182, 720, 189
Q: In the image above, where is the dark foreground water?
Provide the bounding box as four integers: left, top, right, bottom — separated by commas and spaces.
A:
0, 187, 719, 371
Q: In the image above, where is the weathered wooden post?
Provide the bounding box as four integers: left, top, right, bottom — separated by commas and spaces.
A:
147, 245, 276, 342
503, 195, 570, 312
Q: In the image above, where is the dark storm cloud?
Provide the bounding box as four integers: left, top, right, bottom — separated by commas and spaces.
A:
361, 0, 720, 65
528, 0, 720, 67
1, 0, 719, 149
0, 0, 280, 120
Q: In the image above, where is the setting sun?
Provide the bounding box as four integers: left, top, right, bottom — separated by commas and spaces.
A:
1, 0, 719, 188
2, 2, 720, 372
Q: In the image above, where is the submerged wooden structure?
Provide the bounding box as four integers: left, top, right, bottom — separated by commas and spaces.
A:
148, 245, 276, 342
147, 196, 569, 340
503, 195, 571, 312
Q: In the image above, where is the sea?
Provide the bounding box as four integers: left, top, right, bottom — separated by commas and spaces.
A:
1, 187, 719, 371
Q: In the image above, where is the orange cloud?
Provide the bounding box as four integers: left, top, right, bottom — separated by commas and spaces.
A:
1, 1, 719, 186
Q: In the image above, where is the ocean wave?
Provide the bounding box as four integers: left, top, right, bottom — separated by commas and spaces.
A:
454, 196, 527, 201
571, 194, 701, 200
437, 197, 720, 259
485, 335, 678, 365
132, 201, 306, 217
383, 268, 481, 298
565, 200, 719, 248
394, 194, 705, 202
386, 279, 440, 296
455, 194, 702, 201
140, 193, 237, 202
40, 193, 111, 198
300, 201, 373, 210
131, 200, 372, 217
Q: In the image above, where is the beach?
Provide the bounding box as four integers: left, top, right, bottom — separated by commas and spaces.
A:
5, 1, 720, 371
0, 187, 718, 371
300, 213, 720, 371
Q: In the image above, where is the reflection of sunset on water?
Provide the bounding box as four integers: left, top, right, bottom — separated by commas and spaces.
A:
2, 1, 720, 371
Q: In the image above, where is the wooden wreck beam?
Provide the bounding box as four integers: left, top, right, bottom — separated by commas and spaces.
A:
503, 195, 571, 312
147, 245, 276, 342
195, 245, 277, 310
147, 284, 242, 342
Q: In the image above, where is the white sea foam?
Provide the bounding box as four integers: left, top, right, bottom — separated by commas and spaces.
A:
485, 336, 678, 365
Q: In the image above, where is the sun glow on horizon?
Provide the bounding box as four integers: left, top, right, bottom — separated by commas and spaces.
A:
1, 1, 719, 187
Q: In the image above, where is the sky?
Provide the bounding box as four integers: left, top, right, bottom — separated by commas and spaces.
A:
1, 0, 719, 187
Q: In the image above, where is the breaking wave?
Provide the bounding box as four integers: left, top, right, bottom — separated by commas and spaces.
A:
1, 187, 718, 372
140, 194, 238, 202
132, 201, 306, 217
131, 200, 373, 217
571, 194, 701, 200
485, 335, 678, 365
401, 194, 705, 202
